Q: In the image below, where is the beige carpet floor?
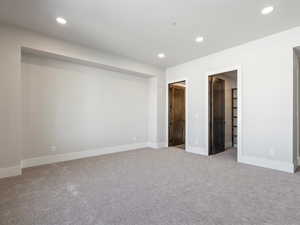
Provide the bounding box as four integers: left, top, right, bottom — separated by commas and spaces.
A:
1, 148, 300, 225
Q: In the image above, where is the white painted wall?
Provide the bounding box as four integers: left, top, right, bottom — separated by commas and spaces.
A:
148, 76, 167, 148
167, 26, 300, 172
0, 24, 165, 177
21, 53, 149, 159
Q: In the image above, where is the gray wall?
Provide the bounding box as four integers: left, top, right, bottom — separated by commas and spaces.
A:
293, 49, 300, 163
21, 53, 149, 159
0, 30, 21, 168
299, 58, 300, 159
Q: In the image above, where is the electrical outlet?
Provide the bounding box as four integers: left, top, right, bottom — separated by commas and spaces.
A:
269, 148, 275, 157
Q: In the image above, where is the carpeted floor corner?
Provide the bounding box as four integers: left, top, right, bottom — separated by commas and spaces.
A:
1, 148, 300, 225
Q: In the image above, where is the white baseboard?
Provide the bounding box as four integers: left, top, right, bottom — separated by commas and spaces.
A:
186, 147, 209, 156
22, 142, 148, 169
0, 165, 22, 179
239, 155, 295, 173
3, 144, 296, 178
148, 142, 168, 149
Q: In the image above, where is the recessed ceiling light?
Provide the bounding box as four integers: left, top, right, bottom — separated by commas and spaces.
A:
261, 6, 274, 15
56, 17, 67, 25
157, 53, 166, 59
195, 36, 204, 43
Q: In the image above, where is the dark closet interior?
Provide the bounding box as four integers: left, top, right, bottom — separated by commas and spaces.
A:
208, 71, 237, 156
209, 77, 225, 154
168, 81, 186, 149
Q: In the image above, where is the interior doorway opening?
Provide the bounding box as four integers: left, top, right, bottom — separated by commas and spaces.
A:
168, 81, 186, 150
208, 70, 237, 160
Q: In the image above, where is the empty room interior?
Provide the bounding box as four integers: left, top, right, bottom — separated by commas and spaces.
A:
1, 1, 300, 225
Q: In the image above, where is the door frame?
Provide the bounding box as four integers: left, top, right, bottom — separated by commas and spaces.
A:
205, 66, 242, 161
166, 78, 188, 148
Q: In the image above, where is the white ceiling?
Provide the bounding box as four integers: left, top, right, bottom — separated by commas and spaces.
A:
0, 0, 300, 68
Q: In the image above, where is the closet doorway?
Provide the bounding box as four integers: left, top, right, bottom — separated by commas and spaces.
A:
208, 71, 238, 159
168, 81, 186, 150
